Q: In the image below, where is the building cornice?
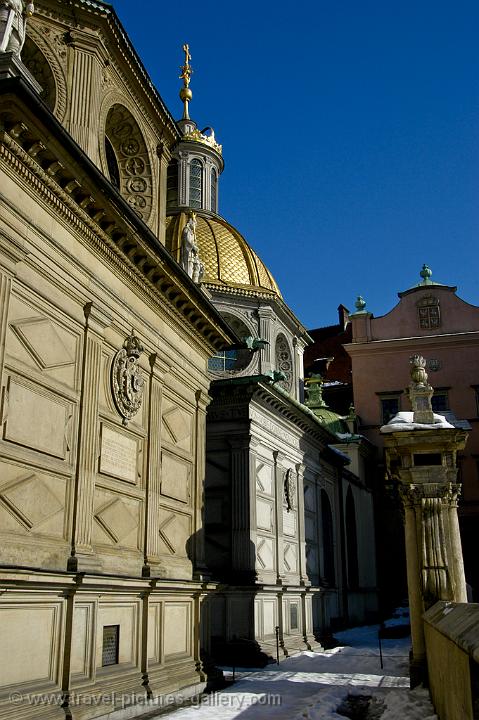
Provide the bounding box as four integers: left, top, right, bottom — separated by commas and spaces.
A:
209, 376, 343, 458
0, 79, 239, 355
345, 331, 479, 356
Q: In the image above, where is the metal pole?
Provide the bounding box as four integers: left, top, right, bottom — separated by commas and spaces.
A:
275, 625, 280, 665
378, 628, 384, 670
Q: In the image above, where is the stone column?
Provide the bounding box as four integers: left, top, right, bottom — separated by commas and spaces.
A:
65, 31, 104, 164
400, 488, 426, 680
446, 486, 467, 603
229, 436, 254, 581
68, 302, 110, 572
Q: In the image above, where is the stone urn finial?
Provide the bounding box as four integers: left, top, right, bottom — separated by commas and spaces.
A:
407, 354, 434, 423
355, 295, 366, 313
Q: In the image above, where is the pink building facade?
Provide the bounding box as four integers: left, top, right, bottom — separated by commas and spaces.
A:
345, 267, 479, 601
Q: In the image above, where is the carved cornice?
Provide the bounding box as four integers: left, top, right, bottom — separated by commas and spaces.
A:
0, 86, 236, 355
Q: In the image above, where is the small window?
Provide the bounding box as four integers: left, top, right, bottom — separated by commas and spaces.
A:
380, 396, 400, 424
102, 625, 119, 667
166, 160, 178, 208
210, 168, 217, 212
431, 391, 449, 412
208, 349, 238, 372
290, 604, 299, 631
189, 159, 203, 209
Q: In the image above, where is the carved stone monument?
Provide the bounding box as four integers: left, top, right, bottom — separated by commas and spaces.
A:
0, 0, 41, 92
381, 355, 468, 687
181, 212, 204, 283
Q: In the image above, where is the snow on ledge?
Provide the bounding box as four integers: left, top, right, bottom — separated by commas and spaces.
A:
380, 411, 454, 434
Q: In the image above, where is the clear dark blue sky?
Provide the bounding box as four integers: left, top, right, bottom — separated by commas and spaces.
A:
111, 0, 479, 329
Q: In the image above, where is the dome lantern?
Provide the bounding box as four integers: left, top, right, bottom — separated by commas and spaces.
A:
169, 44, 224, 215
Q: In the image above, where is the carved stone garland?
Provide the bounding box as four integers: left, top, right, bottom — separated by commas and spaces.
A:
275, 334, 293, 392
284, 468, 295, 511
111, 333, 144, 425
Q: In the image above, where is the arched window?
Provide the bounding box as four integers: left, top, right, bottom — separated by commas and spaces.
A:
166, 160, 178, 208
104, 104, 153, 222
208, 313, 253, 375
189, 159, 203, 209
105, 136, 120, 190
22, 38, 57, 111
210, 167, 217, 212
346, 486, 359, 589
321, 490, 335, 585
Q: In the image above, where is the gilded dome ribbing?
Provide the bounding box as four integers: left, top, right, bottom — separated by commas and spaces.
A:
166, 212, 282, 298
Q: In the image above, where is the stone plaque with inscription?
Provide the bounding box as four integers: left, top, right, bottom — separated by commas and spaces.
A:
283, 508, 296, 537
100, 425, 137, 483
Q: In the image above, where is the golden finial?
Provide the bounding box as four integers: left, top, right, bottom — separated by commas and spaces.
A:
179, 43, 193, 120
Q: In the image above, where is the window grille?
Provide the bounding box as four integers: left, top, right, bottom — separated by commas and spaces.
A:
102, 625, 119, 667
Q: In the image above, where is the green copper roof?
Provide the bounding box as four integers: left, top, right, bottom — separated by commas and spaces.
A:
304, 375, 349, 435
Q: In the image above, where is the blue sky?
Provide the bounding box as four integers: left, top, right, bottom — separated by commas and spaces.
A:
111, 0, 479, 328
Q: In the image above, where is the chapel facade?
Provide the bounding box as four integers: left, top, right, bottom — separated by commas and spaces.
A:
0, 2, 377, 718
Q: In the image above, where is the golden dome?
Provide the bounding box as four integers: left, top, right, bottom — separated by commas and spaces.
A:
165, 212, 282, 298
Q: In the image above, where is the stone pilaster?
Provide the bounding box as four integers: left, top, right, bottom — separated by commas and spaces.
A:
178, 151, 188, 206
142, 353, 167, 576
0, 272, 11, 391
256, 306, 274, 375
192, 389, 210, 580
156, 142, 171, 245
296, 463, 309, 585
66, 31, 104, 164
68, 302, 110, 571
273, 451, 285, 582
229, 436, 254, 580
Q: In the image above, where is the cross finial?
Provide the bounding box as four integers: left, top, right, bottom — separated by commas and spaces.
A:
179, 43, 193, 119
180, 43, 192, 88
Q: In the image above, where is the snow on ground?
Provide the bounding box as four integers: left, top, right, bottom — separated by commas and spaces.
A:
150, 624, 437, 720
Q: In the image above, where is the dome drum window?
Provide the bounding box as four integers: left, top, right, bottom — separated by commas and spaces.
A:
189, 158, 203, 209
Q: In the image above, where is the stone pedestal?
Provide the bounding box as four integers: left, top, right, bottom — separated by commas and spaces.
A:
0, 51, 42, 93
383, 427, 468, 686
